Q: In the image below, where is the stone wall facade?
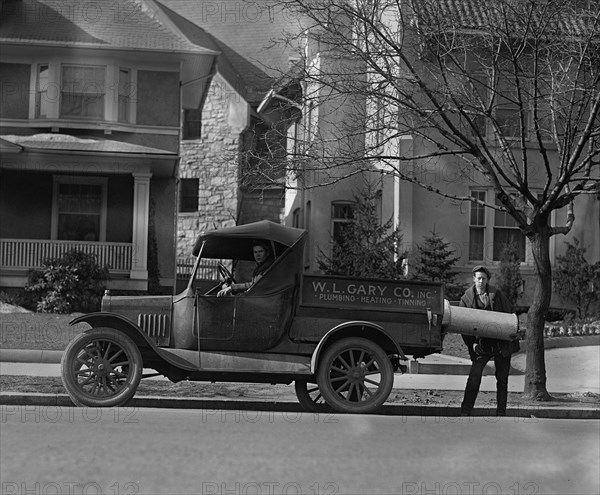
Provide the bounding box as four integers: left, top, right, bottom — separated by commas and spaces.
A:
177, 74, 285, 264
177, 76, 242, 259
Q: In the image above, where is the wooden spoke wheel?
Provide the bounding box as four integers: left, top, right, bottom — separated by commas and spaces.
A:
317, 337, 393, 414
294, 379, 331, 413
61, 328, 143, 407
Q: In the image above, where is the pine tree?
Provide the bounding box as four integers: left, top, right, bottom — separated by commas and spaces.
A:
318, 188, 407, 280
414, 230, 463, 300
497, 242, 523, 309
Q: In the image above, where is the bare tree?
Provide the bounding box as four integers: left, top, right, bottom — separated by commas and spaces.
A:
255, 0, 600, 400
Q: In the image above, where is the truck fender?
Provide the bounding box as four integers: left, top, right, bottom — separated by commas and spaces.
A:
70, 312, 158, 348
310, 321, 406, 374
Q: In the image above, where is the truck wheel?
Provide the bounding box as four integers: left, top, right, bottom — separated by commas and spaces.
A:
317, 337, 393, 414
294, 379, 331, 413
61, 328, 143, 407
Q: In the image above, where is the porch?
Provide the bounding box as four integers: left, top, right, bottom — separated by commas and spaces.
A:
0, 239, 133, 289
0, 240, 221, 293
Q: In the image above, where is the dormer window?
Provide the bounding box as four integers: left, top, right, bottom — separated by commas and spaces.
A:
60, 65, 106, 119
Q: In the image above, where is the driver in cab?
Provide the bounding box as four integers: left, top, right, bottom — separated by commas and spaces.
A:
217, 240, 274, 297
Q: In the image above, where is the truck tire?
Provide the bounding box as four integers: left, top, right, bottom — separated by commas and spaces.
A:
294, 379, 331, 413
317, 337, 393, 414
61, 328, 143, 407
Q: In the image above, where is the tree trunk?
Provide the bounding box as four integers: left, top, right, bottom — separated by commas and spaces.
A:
524, 225, 554, 400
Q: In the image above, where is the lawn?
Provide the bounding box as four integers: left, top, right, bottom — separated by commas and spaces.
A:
0, 310, 87, 350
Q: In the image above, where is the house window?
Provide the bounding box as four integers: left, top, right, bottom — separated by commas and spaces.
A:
496, 76, 528, 138
35, 64, 49, 118
292, 208, 302, 228
494, 196, 526, 261
374, 98, 384, 147
306, 101, 318, 142
331, 201, 355, 245
118, 68, 131, 123
468, 190, 486, 261
183, 108, 202, 139
179, 178, 199, 213
52, 177, 107, 241
60, 65, 106, 119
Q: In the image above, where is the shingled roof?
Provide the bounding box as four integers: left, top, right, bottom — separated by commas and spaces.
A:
158, 0, 304, 104
0, 0, 215, 54
410, 0, 599, 39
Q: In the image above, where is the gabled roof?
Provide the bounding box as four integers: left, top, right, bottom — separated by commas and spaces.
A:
0, 0, 215, 54
156, 1, 246, 100
158, 0, 304, 104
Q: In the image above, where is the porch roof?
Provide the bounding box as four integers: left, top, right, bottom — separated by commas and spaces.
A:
0, 134, 176, 156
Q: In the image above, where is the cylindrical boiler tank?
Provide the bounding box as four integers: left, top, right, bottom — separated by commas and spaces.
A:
441, 299, 519, 341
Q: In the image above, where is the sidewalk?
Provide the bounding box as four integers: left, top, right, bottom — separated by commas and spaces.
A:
2, 344, 599, 394
1, 346, 598, 419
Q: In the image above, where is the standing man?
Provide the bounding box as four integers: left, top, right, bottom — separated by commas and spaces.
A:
460, 265, 520, 416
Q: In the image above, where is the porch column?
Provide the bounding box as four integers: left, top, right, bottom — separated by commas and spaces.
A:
131, 172, 152, 280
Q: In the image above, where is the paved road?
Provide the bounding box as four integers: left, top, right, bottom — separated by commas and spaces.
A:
1, 406, 599, 495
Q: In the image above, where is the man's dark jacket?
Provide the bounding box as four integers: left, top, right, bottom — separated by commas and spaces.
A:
459, 284, 520, 358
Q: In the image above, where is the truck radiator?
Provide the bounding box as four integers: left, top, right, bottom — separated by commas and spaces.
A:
137, 314, 170, 346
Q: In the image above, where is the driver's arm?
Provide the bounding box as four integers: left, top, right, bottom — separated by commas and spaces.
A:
217, 273, 264, 297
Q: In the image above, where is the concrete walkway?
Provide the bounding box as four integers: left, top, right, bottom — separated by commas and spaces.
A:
1, 346, 598, 394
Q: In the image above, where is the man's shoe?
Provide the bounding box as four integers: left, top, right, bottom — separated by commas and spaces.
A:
496, 410, 506, 417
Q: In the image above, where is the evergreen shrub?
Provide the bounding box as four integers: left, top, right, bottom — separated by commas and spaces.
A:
25, 250, 110, 313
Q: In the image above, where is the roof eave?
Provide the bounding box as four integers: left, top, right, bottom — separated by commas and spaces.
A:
0, 39, 220, 56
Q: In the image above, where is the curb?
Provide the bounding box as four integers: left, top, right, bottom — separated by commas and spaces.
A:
0, 392, 598, 419
0, 349, 63, 363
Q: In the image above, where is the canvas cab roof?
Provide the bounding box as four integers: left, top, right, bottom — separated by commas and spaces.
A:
192, 220, 306, 260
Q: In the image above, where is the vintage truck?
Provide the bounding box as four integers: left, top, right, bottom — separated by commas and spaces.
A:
61, 220, 519, 414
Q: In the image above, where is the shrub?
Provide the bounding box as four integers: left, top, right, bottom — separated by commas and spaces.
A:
147, 197, 162, 294
0, 290, 20, 306
496, 242, 523, 308
553, 239, 599, 318
25, 250, 110, 313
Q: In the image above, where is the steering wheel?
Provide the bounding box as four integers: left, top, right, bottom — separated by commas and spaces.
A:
217, 262, 235, 284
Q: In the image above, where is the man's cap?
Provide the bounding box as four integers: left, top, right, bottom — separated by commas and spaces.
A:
472, 265, 491, 279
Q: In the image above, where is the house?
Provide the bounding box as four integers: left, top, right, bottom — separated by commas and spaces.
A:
257, 0, 600, 308
0, 0, 218, 292
156, 0, 304, 271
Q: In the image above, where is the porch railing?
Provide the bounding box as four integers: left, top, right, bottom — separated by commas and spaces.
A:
0, 239, 133, 273
176, 256, 219, 280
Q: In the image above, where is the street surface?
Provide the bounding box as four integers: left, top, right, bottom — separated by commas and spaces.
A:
1, 406, 598, 495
